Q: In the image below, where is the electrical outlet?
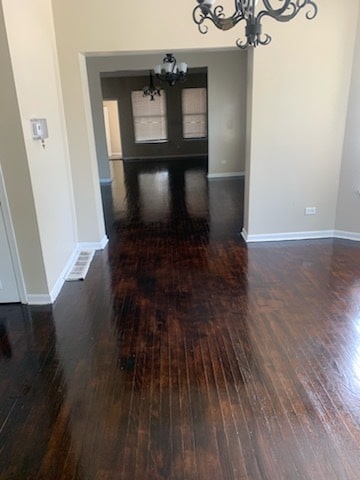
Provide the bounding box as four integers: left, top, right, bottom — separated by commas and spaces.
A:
305, 207, 317, 215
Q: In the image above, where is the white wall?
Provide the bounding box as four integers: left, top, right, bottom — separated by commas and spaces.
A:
2, 0, 77, 297
87, 50, 247, 180
244, 0, 359, 239
335, 9, 360, 236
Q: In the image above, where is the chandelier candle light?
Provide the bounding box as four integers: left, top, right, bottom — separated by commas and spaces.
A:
154, 54, 188, 86
192, 0, 318, 49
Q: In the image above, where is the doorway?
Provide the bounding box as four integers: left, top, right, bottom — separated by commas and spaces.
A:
85, 50, 247, 238
103, 100, 122, 160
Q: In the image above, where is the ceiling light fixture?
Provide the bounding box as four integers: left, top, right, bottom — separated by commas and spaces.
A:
192, 0, 318, 49
154, 53, 188, 87
143, 70, 162, 101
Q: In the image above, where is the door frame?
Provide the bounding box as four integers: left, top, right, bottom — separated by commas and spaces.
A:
0, 164, 27, 303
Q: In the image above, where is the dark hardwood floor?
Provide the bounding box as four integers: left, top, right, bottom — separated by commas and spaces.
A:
1, 158, 360, 479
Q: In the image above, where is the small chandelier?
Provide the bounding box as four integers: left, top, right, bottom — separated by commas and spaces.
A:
143, 70, 162, 101
192, 0, 318, 49
154, 54, 188, 87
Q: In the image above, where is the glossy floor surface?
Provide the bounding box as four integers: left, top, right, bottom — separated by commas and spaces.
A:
1, 159, 360, 479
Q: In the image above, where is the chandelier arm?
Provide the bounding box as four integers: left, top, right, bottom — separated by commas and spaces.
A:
235, 32, 271, 49
298, 0, 318, 20
257, 1, 317, 24
260, 0, 317, 22
257, 34, 272, 45
193, 4, 244, 33
234, 15, 272, 49
257, 4, 298, 24
236, 39, 250, 49
296, 0, 317, 14
234, 17, 250, 48
236, 0, 247, 18
192, 6, 209, 34
261, 0, 293, 16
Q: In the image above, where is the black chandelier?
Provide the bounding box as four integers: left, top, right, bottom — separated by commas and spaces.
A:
193, 0, 318, 49
154, 54, 188, 87
143, 70, 161, 101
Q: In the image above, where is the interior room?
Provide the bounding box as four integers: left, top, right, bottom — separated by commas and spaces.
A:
1, 0, 360, 478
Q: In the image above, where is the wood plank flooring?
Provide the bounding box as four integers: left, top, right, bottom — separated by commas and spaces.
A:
1, 158, 360, 479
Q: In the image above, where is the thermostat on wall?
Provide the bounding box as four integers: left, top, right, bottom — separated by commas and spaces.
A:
30, 118, 48, 140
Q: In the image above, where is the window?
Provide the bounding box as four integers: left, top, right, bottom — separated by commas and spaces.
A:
182, 88, 207, 139
131, 91, 167, 143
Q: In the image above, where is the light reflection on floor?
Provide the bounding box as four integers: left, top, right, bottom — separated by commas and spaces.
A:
105, 158, 244, 242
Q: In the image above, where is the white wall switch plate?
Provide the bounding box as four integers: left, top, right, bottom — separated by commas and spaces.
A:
305, 207, 317, 215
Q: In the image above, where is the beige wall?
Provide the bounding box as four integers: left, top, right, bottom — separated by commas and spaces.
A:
244, 0, 359, 237
0, 1, 47, 295
336, 8, 360, 235
243, 49, 254, 235
203, 50, 247, 176
87, 50, 247, 180
2, 0, 77, 295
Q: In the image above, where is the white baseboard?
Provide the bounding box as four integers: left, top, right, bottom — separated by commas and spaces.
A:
26, 294, 53, 305
241, 228, 248, 242
26, 236, 109, 305
26, 246, 79, 305
78, 235, 109, 251
242, 228, 360, 243
208, 172, 245, 179
243, 229, 335, 243
334, 230, 360, 242
49, 247, 79, 302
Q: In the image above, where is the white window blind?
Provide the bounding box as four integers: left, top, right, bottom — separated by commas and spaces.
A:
131, 91, 167, 143
182, 88, 207, 139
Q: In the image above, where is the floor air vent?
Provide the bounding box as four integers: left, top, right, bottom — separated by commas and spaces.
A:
65, 250, 95, 281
